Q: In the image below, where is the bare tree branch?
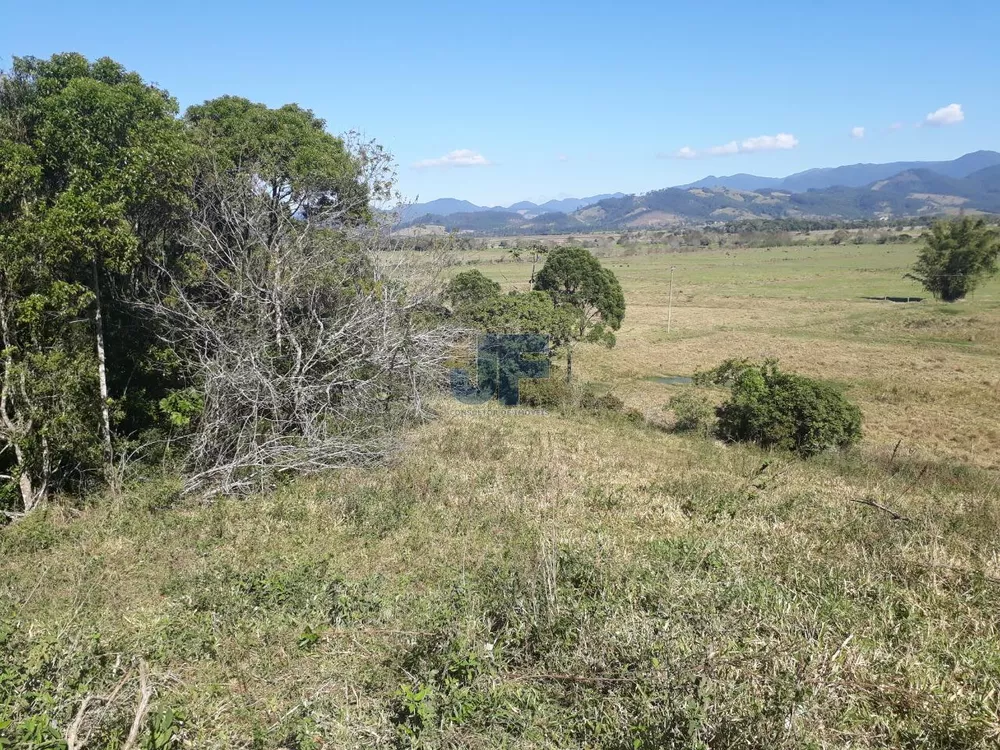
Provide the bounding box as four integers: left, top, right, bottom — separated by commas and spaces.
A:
122, 661, 154, 750
142, 159, 459, 497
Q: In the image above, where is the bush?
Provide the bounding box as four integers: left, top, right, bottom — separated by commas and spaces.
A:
696, 359, 862, 456
624, 408, 645, 425
518, 375, 571, 408
445, 270, 501, 311
667, 392, 715, 436
580, 391, 624, 413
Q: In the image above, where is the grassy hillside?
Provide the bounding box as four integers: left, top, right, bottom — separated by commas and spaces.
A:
4, 242, 1000, 748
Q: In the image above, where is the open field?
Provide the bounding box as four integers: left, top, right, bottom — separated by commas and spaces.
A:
3, 241, 1000, 748
467, 242, 1000, 470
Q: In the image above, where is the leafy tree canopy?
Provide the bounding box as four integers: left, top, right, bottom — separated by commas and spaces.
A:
184, 96, 367, 222
0, 53, 193, 508
533, 245, 625, 344
445, 270, 501, 311
461, 291, 573, 342
906, 217, 1000, 302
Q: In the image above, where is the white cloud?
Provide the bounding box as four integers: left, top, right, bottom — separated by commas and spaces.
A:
740, 133, 799, 152
412, 149, 492, 169
557, 153, 569, 162
851, 126, 865, 139
669, 133, 798, 159
924, 103, 964, 127
706, 141, 740, 156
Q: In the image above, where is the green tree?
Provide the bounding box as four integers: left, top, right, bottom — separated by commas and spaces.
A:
0, 53, 191, 510
183, 96, 370, 358
445, 270, 501, 312
456, 292, 573, 407
184, 96, 367, 226
533, 246, 625, 381
905, 217, 1000, 302
461, 291, 573, 340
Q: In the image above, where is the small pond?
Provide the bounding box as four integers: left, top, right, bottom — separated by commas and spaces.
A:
647, 375, 693, 386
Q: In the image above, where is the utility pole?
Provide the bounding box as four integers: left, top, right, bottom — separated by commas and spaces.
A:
667, 265, 676, 334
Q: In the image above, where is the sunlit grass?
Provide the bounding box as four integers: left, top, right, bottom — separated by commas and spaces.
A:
3, 241, 1000, 748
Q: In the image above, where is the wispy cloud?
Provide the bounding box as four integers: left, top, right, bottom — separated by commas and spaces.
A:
706, 141, 740, 156
888, 122, 904, 132
665, 133, 799, 159
850, 126, 865, 139
412, 149, 492, 169
557, 153, 569, 162
923, 103, 964, 127
740, 133, 799, 153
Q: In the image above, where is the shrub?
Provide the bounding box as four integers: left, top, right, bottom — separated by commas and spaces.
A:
518, 375, 571, 409
624, 408, 645, 425
696, 359, 862, 456
445, 270, 501, 311
667, 392, 715, 436
580, 391, 624, 413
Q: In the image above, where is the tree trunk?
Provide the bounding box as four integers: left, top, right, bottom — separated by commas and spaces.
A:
92, 260, 114, 472
12, 439, 47, 513
565, 345, 573, 384
0, 292, 43, 512
270, 184, 284, 353
273, 264, 284, 353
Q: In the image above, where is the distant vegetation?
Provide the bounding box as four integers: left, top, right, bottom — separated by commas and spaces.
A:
447, 248, 625, 384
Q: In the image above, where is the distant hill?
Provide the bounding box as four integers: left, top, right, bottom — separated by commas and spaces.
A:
397, 193, 623, 223
400, 154, 1000, 234
594, 165, 1000, 226
530, 194, 625, 214
780, 151, 1000, 192
397, 198, 492, 223
676, 151, 1000, 192
680, 174, 784, 191
403, 210, 526, 233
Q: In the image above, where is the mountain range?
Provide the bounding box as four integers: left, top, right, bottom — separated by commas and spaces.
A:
681, 150, 1000, 192
400, 151, 1000, 233
398, 194, 625, 223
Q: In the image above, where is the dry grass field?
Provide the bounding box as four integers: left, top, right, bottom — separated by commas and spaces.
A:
468, 242, 1000, 470
3, 240, 1000, 748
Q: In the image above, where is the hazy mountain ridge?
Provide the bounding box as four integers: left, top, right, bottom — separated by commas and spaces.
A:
401, 153, 1000, 233
398, 193, 624, 223
678, 151, 1000, 192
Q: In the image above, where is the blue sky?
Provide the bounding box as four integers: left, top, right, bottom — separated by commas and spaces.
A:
3, 0, 997, 206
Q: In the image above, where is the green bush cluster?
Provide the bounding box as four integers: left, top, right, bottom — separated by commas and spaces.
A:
0, 53, 406, 512
694, 359, 862, 456
667, 392, 715, 436
517, 375, 572, 408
